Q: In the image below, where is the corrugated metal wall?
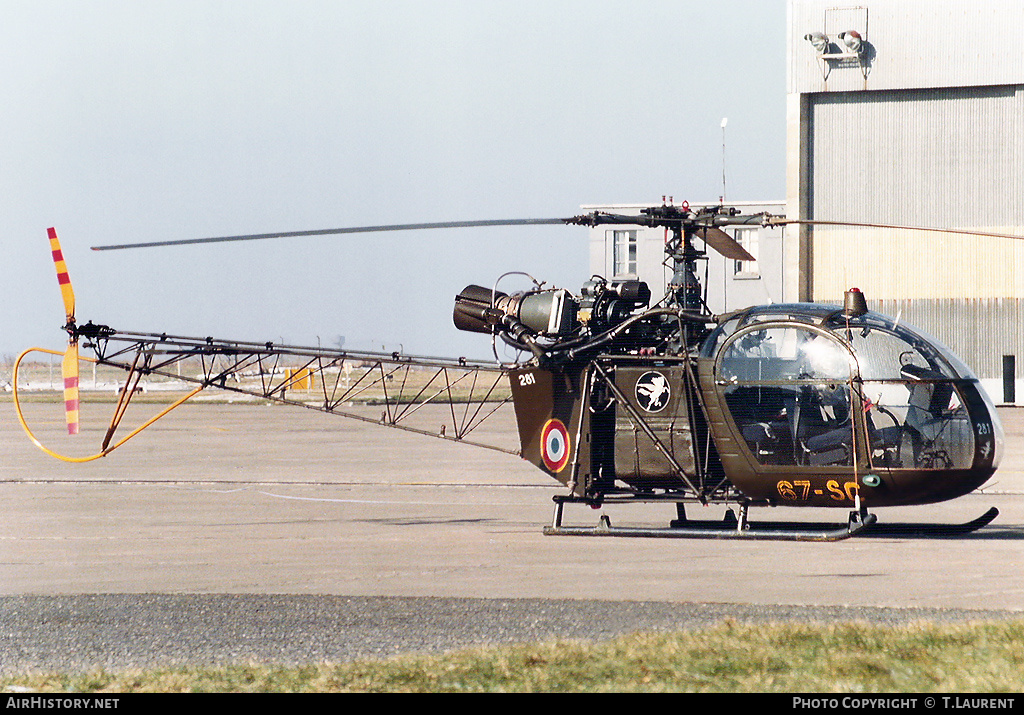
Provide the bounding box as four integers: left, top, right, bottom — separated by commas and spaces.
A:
810, 85, 1022, 226
788, 2, 1024, 94
787, 2, 1024, 381
872, 298, 1024, 381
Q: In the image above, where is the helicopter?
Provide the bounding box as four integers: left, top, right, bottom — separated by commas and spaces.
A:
13, 203, 1010, 541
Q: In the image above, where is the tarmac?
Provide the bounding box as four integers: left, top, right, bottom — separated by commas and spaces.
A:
2, 398, 1024, 672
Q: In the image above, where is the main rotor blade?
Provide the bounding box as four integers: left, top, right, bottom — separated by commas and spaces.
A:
90, 218, 572, 251
768, 218, 1024, 241
696, 226, 755, 262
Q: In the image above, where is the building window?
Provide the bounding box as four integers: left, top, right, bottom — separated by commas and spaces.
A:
732, 227, 759, 278
611, 230, 637, 276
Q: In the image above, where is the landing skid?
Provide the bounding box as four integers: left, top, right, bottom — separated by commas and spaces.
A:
543, 498, 998, 542
543, 496, 876, 542
728, 506, 1001, 538
860, 506, 999, 537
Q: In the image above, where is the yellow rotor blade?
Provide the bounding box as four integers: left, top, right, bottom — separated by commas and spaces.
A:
48, 227, 76, 323
62, 341, 80, 435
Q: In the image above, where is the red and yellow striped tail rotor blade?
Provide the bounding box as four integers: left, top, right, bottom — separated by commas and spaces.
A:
48, 227, 76, 323
62, 341, 81, 435
49, 228, 80, 434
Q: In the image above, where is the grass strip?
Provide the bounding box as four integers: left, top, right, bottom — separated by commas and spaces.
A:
3, 619, 1024, 693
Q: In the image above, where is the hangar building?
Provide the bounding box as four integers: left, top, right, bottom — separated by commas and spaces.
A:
786, 1, 1024, 395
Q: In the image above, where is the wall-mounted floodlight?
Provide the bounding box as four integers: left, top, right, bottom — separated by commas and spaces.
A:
838, 30, 863, 55
804, 31, 829, 53
806, 28, 867, 81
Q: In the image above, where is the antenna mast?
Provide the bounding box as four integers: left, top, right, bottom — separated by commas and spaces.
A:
720, 117, 728, 202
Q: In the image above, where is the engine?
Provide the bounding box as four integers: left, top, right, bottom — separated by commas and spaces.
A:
453, 277, 654, 360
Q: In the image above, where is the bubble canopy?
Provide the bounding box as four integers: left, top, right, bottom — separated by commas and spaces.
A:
702, 304, 981, 382
700, 303, 1003, 493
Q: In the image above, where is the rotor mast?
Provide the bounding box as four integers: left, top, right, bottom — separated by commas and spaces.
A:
569, 202, 761, 315
641, 203, 707, 313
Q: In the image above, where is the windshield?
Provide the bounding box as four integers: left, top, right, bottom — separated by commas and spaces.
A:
718, 324, 854, 382
830, 313, 976, 381
706, 305, 981, 382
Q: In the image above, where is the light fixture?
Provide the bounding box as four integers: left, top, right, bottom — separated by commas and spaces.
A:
838, 30, 863, 54
804, 31, 829, 53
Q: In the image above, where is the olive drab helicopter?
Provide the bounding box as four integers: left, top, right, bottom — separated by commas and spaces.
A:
14, 204, 1010, 541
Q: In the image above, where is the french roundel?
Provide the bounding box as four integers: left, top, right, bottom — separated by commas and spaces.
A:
540, 418, 571, 473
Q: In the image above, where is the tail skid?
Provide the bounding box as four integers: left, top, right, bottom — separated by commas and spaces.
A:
13, 346, 205, 462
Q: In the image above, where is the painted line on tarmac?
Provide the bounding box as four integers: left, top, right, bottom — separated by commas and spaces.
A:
0, 478, 550, 489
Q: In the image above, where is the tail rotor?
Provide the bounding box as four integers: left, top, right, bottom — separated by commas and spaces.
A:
47, 227, 80, 435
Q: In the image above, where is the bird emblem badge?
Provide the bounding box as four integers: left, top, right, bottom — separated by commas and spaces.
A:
635, 371, 671, 413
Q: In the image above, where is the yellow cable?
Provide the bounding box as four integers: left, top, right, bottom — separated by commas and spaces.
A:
13, 347, 205, 462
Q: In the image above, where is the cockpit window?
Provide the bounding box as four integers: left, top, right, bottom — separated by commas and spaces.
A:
823, 314, 978, 469
849, 327, 946, 380
836, 317, 977, 469
708, 306, 980, 381
827, 313, 972, 380
861, 379, 975, 470
701, 315, 742, 357
718, 325, 856, 467
718, 325, 855, 382
701, 305, 835, 358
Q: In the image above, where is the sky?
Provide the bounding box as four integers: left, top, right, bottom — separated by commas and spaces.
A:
0, 0, 786, 362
